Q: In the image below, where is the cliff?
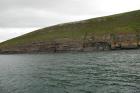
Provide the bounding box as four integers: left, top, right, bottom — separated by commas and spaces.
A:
0, 10, 140, 53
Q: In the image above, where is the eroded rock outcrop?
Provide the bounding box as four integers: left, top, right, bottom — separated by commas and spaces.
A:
0, 33, 140, 54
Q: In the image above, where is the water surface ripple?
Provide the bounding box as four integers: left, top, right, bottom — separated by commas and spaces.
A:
0, 50, 140, 93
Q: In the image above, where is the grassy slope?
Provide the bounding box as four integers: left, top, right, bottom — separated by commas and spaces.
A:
0, 10, 140, 48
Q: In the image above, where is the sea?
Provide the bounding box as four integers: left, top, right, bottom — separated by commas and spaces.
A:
0, 50, 140, 93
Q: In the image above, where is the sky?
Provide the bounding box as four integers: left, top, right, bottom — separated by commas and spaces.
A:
0, 0, 140, 42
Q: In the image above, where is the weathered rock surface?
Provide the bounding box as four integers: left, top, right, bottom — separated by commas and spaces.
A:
0, 33, 140, 54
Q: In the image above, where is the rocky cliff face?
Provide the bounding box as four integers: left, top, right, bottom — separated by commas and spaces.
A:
0, 40, 111, 54
0, 33, 140, 54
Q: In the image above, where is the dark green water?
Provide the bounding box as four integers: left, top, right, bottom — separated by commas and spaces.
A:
0, 50, 140, 93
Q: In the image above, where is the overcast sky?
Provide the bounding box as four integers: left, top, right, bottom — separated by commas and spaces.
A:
0, 0, 140, 42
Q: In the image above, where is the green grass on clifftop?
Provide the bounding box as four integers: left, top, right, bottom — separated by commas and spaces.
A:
0, 10, 140, 48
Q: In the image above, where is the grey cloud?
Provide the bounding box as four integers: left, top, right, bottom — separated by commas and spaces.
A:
0, 0, 100, 14
0, 0, 140, 28
0, 0, 101, 28
0, 7, 94, 28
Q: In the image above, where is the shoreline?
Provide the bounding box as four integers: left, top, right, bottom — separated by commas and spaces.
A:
0, 48, 139, 55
